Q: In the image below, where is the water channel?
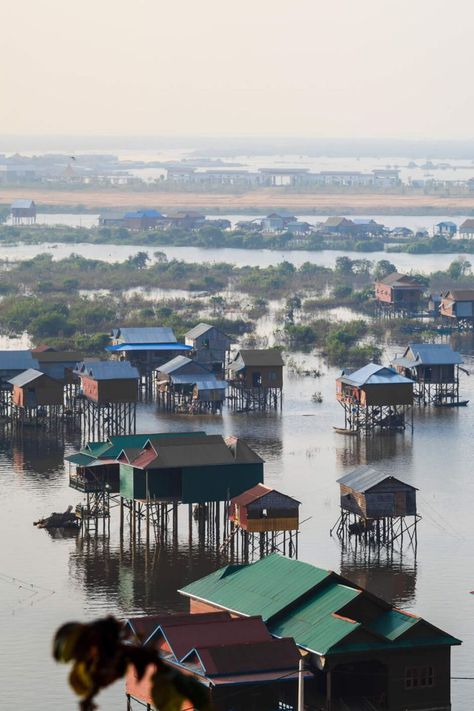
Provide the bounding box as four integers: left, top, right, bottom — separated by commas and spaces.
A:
0, 242, 473, 709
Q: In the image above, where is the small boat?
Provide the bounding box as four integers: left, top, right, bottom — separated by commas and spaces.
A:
333, 426, 358, 436
434, 400, 469, 408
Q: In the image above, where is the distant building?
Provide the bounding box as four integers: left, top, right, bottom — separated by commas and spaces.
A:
458, 219, 474, 239
435, 221, 457, 237
184, 323, 232, 373
317, 171, 374, 187
374, 272, 424, 313
391, 226, 415, 240
165, 210, 206, 230
108, 327, 191, 379
10, 199, 36, 224
98, 211, 126, 227
123, 209, 164, 230
258, 168, 310, 186
440, 289, 474, 320
180, 554, 461, 711
372, 168, 401, 187
321, 216, 356, 234
261, 212, 296, 233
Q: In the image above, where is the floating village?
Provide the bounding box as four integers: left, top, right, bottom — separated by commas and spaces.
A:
2, 254, 473, 711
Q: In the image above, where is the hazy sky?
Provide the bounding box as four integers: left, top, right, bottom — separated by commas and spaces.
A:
2, 0, 474, 139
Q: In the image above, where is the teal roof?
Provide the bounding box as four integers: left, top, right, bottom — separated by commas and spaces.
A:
269, 581, 361, 654
180, 554, 331, 621
180, 554, 461, 657
85, 441, 113, 458
65, 452, 97, 466
367, 609, 419, 641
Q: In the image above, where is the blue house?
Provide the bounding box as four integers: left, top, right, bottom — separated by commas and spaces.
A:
435, 221, 457, 237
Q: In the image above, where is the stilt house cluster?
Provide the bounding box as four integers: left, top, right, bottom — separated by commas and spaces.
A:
179, 554, 461, 711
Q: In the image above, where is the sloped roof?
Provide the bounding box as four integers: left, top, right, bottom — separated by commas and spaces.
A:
184, 322, 214, 339
224, 436, 265, 464
396, 343, 463, 366
8, 368, 49, 387
229, 349, 284, 369
443, 289, 474, 301
338, 363, 413, 388
193, 638, 300, 677
460, 219, 474, 230
157, 355, 204, 375
377, 272, 422, 287
11, 199, 35, 209
125, 612, 231, 644
180, 553, 461, 657
75, 360, 139, 380
337, 466, 417, 493
0, 350, 39, 373
269, 581, 362, 655
231, 483, 299, 507
324, 217, 354, 227
180, 554, 331, 621
136, 434, 236, 469
112, 327, 177, 344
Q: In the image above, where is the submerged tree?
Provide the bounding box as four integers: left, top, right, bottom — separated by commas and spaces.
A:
53, 616, 211, 711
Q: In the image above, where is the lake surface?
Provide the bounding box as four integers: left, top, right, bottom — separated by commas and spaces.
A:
0, 240, 465, 273
0, 341, 473, 709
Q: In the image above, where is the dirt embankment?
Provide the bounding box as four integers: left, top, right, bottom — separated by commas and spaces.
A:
1, 186, 474, 214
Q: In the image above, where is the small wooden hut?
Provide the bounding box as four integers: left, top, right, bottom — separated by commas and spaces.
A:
440, 289, 474, 322
334, 465, 419, 547
11, 199, 36, 224
228, 483, 300, 558
8, 369, 66, 428
227, 349, 284, 410
184, 323, 232, 374
74, 360, 139, 437
155, 355, 223, 412
336, 362, 414, 434
374, 272, 424, 314
392, 343, 464, 405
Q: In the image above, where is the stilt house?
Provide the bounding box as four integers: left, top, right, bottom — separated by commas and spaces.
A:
230, 484, 299, 533
336, 362, 414, 433
74, 361, 139, 403
32, 345, 83, 384
392, 343, 464, 404
9, 369, 64, 407
440, 290, 474, 321
155, 355, 226, 412
184, 323, 231, 374
180, 554, 461, 711
11, 199, 36, 224
107, 327, 191, 379
374, 272, 424, 313
227, 349, 284, 410
124, 612, 303, 711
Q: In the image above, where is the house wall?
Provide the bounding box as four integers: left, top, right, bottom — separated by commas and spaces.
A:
237, 365, 283, 389
98, 378, 138, 403
416, 364, 456, 384
181, 462, 264, 504
362, 383, 413, 406
13, 380, 63, 407
186, 328, 230, 369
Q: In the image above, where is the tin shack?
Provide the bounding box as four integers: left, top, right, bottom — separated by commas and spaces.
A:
374, 272, 424, 314
184, 323, 231, 374
440, 289, 474, 322
392, 342, 464, 404
228, 349, 284, 410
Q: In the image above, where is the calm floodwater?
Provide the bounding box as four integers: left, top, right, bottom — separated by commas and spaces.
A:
1, 341, 474, 709
0, 240, 466, 273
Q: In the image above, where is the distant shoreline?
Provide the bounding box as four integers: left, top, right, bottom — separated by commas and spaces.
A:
1, 186, 474, 216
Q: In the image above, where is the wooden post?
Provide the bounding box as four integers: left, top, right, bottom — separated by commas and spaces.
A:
298, 657, 305, 711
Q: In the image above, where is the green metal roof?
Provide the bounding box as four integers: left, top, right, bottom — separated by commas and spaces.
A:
64, 452, 97, 466
367, 609, 419, 641
330, 634, 462, 655
85, 441, 113, 458
269, 581, 361, 655
179, 554, 331, 621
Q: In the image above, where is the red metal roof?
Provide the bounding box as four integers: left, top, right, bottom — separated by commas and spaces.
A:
126, 612, 229, 643
231, 483, 273, 506
157, 615, 272, 661
193, 638, 301, 676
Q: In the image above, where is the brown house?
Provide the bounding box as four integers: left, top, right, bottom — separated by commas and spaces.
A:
9, 369, 64, 407
375, 272, 424, 312
440, 289, 474, 320
74, 361, 139, 404
228, 349, 284, 389
230, 483, 300, 533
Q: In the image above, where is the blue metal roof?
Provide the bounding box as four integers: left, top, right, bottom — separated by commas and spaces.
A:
123, 209, 163, 219
75, 360, 139, 380
158, 355, 199, 374
407, 343, 463, 366
112, 327, 177, 344
339, 362, 413, 387
106, 343, 191, 352
0, 351, 39, 373
11, 199, 35, 209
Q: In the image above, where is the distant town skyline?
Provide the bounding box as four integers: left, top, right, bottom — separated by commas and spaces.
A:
2, 0, 474, 139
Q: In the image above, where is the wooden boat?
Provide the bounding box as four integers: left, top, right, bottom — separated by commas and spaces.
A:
333, 426, 358, 436
434, 400, 469, 408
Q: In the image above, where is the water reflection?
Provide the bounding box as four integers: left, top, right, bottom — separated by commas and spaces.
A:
335, 431, 413, 468
340, 547, 417, 609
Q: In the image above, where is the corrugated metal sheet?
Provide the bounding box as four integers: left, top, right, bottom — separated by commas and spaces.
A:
269, 581, 362, 654
157, 356, 203, 375
337, 466, 417, 493
185, 323, 214, 340
229, 349, 284, 368
407, 343, 463, 366
339, 363, 413, 387
106, 343, 191, 352
195, 638, 300, 676
179, 554, 331, 620
64, 452, 97, 466
112, 327, 177, 344
11, 199, 34, 209
75, 360, 139, 381
367, 609, 419, 641
231, 484, 276, 506
0, 351, 38, 373
8, 368, 44, 387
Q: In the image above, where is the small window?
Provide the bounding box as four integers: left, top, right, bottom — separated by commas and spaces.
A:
405, 666, 434, 690
262, 508, 268, 517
